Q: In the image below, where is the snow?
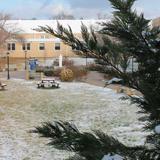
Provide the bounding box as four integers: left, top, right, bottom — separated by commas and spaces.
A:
106, 77, 123, 85
102, 154, 123, 160
155, 125, 160, 134
0, 80, 148, 160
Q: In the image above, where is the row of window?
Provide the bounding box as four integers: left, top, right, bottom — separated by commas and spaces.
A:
7, 43, 61, 51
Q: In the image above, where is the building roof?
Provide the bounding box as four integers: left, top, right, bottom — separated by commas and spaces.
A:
5, 20, 107, 34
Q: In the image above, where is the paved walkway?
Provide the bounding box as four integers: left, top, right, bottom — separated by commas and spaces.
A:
82, 71, 106, 87
82, 71, 141, 96
0, 71, 42, 80
0, 71, 107, 86
0, 71, 26, 80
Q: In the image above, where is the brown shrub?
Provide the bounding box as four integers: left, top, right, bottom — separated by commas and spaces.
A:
60, 68, 74, 82
68, 66, 88, 80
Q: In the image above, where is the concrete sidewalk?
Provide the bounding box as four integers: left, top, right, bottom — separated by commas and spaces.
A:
82, 71, 106, 87
0, 71, 26, 80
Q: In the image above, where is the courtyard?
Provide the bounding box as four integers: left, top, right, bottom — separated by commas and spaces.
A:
0, 79, 147, 160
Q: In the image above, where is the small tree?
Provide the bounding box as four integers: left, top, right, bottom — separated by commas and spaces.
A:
0, 13, 23, 53
0, 13, 12, 49
51, 11, 75, 20
32, 0, 160, 159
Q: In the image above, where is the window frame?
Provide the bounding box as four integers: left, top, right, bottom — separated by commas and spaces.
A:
26, 43, 31, 50
55, 43, 61, 50
39, 43, 45, 50
22, 43, 31, 51
7, 43, 16, 51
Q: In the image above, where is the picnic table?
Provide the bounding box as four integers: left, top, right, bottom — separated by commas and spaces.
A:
37, 78, 60, 89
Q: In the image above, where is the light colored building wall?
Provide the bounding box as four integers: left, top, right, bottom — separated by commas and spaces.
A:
5, 33, 76, 58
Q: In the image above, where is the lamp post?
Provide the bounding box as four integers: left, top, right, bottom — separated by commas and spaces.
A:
24, 50, 27, 70
6, 52, 10, 80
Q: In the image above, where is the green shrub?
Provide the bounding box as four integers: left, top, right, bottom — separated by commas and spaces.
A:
36, 66, 44, 72
43, 66, 54, 77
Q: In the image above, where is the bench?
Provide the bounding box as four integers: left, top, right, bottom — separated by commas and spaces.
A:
0, 83, 7, 90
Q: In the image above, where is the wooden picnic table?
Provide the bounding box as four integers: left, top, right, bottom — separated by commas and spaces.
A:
37, 78, 60, 89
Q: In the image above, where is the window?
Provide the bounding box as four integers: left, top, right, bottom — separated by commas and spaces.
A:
55, 43, 60, 50
22, 44, 25, 50
27, 43, 30, 50
22, 43, 31, 51
39, 43, 45, 50
7, 43, 11, 50
7, 43, 15, 51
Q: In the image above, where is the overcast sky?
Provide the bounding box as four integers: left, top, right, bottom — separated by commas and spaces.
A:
0, 0, 160, 19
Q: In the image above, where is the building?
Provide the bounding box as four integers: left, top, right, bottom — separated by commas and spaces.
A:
3, 20, 104, 59
0, 20, 105, 70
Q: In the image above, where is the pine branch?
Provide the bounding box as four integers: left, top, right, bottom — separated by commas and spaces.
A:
31, 121, 160, 160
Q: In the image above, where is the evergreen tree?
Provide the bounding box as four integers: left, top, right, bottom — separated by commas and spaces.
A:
32, 0, 160, 159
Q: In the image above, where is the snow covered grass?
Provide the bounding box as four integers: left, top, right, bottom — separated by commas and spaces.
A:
0, 79, 147, 160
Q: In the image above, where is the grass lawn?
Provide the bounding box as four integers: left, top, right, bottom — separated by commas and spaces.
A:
0, 79, 147, 160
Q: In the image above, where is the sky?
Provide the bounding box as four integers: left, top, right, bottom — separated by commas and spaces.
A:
0, 0, 160, 20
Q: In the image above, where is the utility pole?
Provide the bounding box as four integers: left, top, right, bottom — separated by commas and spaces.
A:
25, 50, 27, 70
